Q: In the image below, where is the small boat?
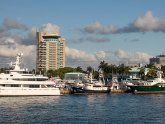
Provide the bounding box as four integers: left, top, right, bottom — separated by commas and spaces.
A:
0, 53, 60, 96
83, 82, 110, 93
71, 81, 85, 94
71, 71, 110, 94
83, 71, 110, 93
127, 71, 165, 94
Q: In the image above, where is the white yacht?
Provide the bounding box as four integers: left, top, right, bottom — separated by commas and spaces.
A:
0, 53, 60, 96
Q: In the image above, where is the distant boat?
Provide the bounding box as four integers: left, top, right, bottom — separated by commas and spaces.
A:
71, 71, 110, 94
127, 71, 165, 94
83, 81, 110, 93
0, 53, 60, 96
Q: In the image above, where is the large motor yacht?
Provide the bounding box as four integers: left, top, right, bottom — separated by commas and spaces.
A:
0, 53, 60, 96
127, 71, 165, 94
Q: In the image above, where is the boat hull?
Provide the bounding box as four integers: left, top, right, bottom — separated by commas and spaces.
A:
71, 86, 110, 94
84, 89, 110, 93
128, 83, 165, 94
84, 86, 110, 93
71, 86, 85, 94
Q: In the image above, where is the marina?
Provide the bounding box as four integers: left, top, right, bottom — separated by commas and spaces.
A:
0, 1, 165, 124
2, 53, 165, 96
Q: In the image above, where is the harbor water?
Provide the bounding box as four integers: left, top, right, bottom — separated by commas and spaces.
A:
0, 94, 165, 124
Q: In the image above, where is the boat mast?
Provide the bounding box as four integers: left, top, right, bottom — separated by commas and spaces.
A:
90, 72, 93, 83
99, 69, 105, 85
157, 71, 163, 79
14, 53, 23, 70
10, 53, 23, 71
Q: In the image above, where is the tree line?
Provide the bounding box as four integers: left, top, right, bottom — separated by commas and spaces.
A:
1, 61, 165, 80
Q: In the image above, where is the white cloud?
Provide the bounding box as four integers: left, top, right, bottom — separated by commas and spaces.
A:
95, 51, 107, 60
82, 10, 165, 34
0, 18, 155, 70
131, 10, 165, 32
2, 18, 28, 30
0, 44, 35, 57
65, 46, 97, 61
40, 23, 60, 35
0, 37, 15, 45
0, 18, 37, 69
65, 48, 152, 68
0, 20, 62, 70
114, 49, 152, 63
72, 36, 111, 43
29, 27, 37, 38
65, 47, 111, 69
0, 41, 36, 69
83, 21, 118, 34
21, 27, 37, 45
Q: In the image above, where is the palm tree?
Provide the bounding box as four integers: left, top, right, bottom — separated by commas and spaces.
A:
139, 67, 146, 80
76, 66, 83, 72
117, 64, 130, 79
98, 61, 108, 71
117, 64, 124, 75
108, 64, 117, 75
161, 65, 165, 78
98, 61, 109, 77
86, 66, 93, 74
123, 66, 131, 76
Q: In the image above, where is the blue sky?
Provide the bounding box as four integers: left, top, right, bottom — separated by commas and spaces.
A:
0, 0, 165, 69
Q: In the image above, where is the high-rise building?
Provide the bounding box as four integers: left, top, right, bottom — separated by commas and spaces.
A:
36, 32, 65, 72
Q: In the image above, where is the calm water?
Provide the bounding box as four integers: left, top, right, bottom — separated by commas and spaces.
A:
0, 94, 165, 124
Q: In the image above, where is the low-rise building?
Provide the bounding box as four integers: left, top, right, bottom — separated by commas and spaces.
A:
150, 55, 165, 66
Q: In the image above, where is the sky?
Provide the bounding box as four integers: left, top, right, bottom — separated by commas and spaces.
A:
0, 0, 165, 70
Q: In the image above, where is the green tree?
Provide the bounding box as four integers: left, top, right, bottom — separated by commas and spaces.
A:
98, 61, 108, 71
139, 67, 146, 80
86, 66, 93, 73
75, 66, 84, 73
98, 61, 109, 77
117, 64, 130, 79
47, 70, 55, 78
161, 65, 165, 77
145, 64, 157, 78
108, 64, 117, 75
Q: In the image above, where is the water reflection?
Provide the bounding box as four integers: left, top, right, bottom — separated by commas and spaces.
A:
0, 96, 61, 124
86, 94, 110, 103
0, 96, 60, 109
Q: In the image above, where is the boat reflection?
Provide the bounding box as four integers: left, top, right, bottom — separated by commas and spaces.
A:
0, 96, 60, 109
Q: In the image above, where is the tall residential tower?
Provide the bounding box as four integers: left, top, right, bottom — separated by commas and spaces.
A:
36, 32, 65, 72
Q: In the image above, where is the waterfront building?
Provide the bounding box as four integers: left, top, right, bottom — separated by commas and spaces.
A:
64, 72, 86, 83
124, 63, 143, 67
129, 67, 141, 79
36, 32, 65, 72
150, 55, 165, 66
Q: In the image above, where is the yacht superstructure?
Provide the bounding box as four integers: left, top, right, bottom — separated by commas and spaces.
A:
0, 53, 60, 96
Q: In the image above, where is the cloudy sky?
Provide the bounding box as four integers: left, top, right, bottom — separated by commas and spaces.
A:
0, 0, 165, 70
